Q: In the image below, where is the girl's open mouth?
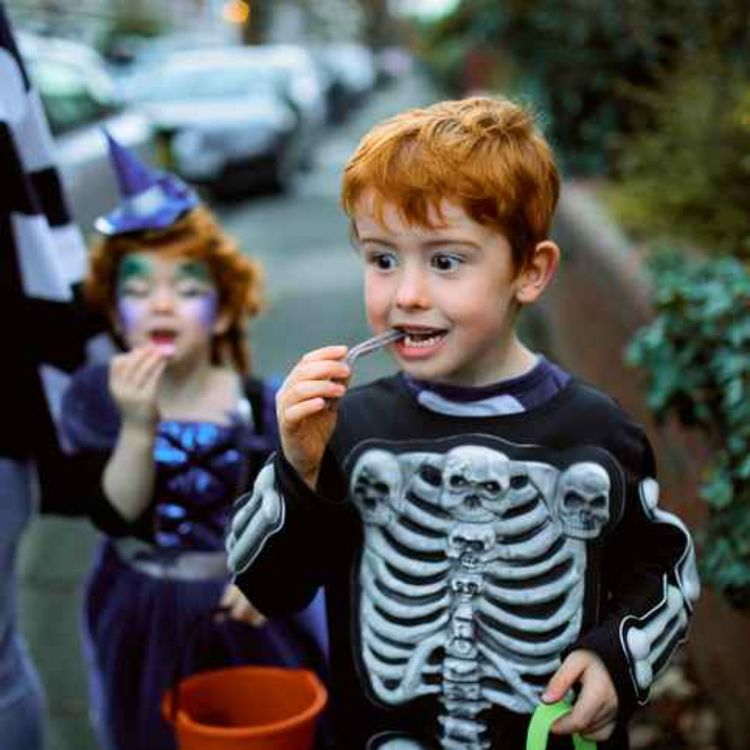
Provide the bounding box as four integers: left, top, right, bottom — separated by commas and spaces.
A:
149, 329, 178, 355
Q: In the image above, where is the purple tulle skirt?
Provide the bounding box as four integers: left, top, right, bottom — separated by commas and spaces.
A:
83, 540, 328, 750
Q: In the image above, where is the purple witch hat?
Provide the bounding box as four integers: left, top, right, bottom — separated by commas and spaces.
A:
94, 130, 199, 235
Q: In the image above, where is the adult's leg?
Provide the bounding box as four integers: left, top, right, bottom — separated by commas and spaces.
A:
0, 458, 47, 750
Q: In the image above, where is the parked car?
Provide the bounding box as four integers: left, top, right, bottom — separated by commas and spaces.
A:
18, 31, 155, 234
247, 44, 329, 157
124, 49, 302, 195
316, 42, 377, 114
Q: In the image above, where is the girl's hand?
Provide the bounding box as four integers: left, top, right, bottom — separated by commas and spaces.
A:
277, 345, 350, 489
109, 345, 168, 429
542, 649, 619, 741
219, 584, 267, 627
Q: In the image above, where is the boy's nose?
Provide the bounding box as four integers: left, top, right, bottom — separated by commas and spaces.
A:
395, 266, 430, 310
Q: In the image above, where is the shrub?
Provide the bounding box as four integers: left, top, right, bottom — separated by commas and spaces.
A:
607, 55, 750, 257
627, 249, 750, 608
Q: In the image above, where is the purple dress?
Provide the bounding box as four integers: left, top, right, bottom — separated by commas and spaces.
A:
61, 365, 328, 750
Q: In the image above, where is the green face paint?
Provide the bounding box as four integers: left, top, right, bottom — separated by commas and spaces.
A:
175, 259, 212, 283
117, 254, 153, 290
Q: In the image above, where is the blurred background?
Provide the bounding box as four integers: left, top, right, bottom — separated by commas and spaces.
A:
5, 1, 749, 749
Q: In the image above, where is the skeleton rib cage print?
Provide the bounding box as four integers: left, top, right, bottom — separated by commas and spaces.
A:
227, 429, 699, 750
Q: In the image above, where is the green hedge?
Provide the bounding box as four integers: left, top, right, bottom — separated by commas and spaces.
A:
627, 250, 750, 609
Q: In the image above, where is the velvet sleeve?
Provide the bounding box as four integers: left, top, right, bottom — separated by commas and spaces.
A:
58, 363, 154, 537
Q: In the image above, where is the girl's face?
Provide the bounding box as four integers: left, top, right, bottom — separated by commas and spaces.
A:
114, 252, 228, 364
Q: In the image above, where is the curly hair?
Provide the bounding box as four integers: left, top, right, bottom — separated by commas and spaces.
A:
85, 205, 263, 374
341, 96, 560, 271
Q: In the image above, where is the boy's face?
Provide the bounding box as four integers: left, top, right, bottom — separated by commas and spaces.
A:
114, 252, 228, 364
355, 195, 534, 387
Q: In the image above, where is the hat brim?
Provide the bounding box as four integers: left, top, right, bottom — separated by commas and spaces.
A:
94, 173, 199, 236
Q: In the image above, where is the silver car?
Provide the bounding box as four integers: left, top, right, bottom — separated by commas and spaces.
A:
124, 49, 302, 196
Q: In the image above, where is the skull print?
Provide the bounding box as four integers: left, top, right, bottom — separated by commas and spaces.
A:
555, 462, 611, 539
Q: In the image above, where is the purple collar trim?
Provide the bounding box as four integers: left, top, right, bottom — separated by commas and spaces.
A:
403, 356, 571, 416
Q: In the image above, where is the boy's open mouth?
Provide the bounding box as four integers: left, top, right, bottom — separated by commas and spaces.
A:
395, 326, 448, 349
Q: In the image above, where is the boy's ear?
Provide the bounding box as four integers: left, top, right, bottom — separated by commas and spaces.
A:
515, 240, 560, 305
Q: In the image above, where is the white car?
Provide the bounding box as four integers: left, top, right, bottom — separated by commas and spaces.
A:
123, 49, 302, 196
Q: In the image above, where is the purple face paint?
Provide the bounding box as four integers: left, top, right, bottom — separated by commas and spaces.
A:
115, 254, 220, 356
116, 255, 152, 341
189, 290, 219, 330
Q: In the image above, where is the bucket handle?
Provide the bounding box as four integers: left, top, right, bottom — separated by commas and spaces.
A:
526, 701, 597, 750
166, 605, 232, 725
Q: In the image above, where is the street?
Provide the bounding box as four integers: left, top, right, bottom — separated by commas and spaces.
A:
18, 72, 440, 750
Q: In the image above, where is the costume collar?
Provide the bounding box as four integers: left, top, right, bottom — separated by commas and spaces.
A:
403, 356, 571, 417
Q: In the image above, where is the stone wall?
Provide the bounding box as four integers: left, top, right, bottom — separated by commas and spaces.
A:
539, 182, 750, 750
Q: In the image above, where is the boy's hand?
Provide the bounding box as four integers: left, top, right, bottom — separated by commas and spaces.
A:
109, 345, 168, 429
542, 649, 619, 741
277, 345, 350, 489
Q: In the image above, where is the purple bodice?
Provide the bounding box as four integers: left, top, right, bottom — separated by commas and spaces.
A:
152, 420, 246, 551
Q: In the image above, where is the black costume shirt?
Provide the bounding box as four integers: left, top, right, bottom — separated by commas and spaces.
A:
228, 368, 698, 750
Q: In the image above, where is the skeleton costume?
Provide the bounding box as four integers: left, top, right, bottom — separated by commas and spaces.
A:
228, 357, 698, 750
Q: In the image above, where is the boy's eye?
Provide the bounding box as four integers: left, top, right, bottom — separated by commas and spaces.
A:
431, 253, 463, 272
367, 251, 398, 271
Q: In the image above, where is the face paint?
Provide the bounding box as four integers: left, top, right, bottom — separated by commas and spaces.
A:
116, 255, 154, 337
176, 260, 212, 283
174, 261, 218, 329
113, 253, 221, 360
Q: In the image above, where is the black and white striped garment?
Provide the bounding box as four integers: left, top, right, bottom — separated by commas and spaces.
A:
0, 5, 102, 510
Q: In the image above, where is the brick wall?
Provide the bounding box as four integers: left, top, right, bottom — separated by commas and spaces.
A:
538, 182, 750, 750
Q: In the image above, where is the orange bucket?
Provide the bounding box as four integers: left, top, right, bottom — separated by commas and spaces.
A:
163, 666, 328, 750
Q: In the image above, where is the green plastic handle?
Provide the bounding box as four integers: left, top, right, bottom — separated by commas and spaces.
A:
526, 701, 597, 750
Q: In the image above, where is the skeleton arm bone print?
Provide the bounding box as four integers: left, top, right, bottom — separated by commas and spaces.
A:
570, 438, 698, 717
227, 462, 285, 574
228, 450, 351, 614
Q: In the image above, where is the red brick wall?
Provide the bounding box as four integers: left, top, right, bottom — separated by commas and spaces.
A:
540, 183, 750, 750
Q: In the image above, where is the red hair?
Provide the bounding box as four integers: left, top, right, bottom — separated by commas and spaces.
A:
85, 205, 263, 374
342, 96, 559, 270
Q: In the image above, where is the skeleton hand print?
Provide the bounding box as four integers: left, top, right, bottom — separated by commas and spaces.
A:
625, 582, 688, 692
555, 462, 611, 539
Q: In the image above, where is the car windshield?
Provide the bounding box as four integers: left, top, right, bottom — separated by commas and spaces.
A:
133, 63, 277, 102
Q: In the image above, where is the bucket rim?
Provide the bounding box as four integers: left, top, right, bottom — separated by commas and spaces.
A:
163, 666, 328, 739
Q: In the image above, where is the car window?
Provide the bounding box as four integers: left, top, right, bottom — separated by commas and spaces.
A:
132, 62, 279, 102
29, 58, 117, 134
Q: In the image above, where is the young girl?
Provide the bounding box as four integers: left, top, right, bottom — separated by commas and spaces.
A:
61, 136, 327, 750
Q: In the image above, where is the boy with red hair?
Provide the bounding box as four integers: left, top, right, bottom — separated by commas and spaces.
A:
227, 97, 698, 749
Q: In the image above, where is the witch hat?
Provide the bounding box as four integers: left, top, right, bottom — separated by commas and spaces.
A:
94, 130, 199, 235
